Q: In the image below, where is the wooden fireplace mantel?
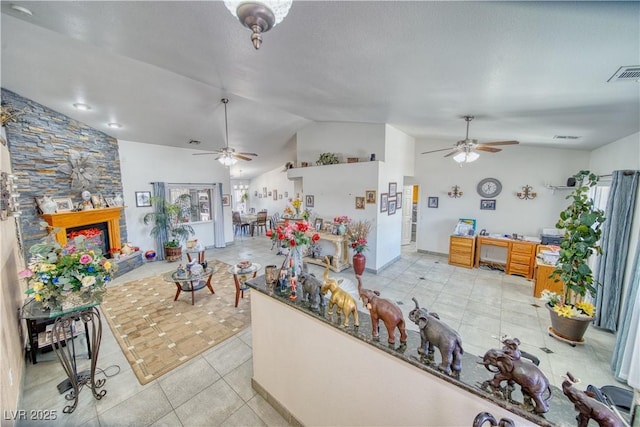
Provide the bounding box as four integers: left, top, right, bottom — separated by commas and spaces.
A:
41, 207, 123, 250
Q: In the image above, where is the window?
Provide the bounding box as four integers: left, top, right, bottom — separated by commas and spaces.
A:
167, 184, 213, 223
233, 184, 249, 214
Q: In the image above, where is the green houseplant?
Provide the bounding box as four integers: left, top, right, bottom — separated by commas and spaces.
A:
543, 170, 606, 343
316, 152, 339, 165
143, 194, 195, 261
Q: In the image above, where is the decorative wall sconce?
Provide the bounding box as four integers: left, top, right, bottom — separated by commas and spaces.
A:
517, 185, 537, 200
1, 172, 21, 220
448, 185, 463, 198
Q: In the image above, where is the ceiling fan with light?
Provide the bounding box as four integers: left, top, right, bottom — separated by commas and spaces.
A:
421, 116, 518, 163
192, 98, 258, 166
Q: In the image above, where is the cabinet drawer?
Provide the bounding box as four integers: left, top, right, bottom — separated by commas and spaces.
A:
510, 253, 532, 265
511, 242, 536, 255
450, 238, 474, 249
449, 253, 473, 267
509, 263, 531, 276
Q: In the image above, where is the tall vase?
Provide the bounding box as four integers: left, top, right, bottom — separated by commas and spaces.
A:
353, 252, 366, 275
338, 224, 346, 235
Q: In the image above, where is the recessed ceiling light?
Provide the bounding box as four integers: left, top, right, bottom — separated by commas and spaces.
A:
107, 122, 122, 129
73, 103, 91, 111
11, 4, 33, 16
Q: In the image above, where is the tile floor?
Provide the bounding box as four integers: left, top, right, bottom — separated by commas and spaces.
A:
17, 235, 624, 426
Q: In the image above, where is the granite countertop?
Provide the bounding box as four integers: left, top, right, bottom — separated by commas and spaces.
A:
246, 275, 582, 427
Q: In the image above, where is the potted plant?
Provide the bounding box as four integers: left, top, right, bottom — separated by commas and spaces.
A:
542, 170, 606, 343
316, 152, 339, 165
143, 194, 195, 262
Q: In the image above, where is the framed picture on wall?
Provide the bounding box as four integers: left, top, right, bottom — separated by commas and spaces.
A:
480, 199, 496, 210
380, 193, 388, 213
305, 195, 315, 207
396, 192, 402, 209
314, 218, 323, 231
365, 190, 376, 204
273, 189, 278, 201
135, 191, 151, 207
53, 197, 74, 212
355, 196, 365, 209
428, 197, 439, 208
388, 199, 397, 215
389, 182, 397, 195
222, 194, 231, 206
263, 187, 267, 197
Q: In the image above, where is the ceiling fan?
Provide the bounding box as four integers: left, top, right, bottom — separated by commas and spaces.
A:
192, 98, 258, 166
421, 116, 518, 163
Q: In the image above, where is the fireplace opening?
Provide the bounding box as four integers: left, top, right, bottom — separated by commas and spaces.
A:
66, 222, 112, 258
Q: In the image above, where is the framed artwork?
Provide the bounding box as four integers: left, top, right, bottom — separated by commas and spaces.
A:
355, 196, 365, 209
428, 197, 439, 208
268, 191, 272, 197
380, 193, 388, 213
258, 194, 263, 198
254, 190, 258, 197
365, 190, 376, 204
263, 187, 267, 197
222, 194, 231, 206
480, 199, 496, 210
314, 218, 323, 231
279, 194, 283, 199
388, 199, 397, 215
388, 182, 397, 195
91, 195, 103, 208
323, 223, 334, 234
305, 195, 315, 207
135, 191, 151, 207
284, 191, 289, 198
396, 192, 402, 209
104, 197, 115, 207
53, 197, 74, 212
273, 189, 278, 201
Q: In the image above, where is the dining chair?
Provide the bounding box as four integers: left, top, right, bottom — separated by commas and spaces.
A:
253, 211, 268, 235
232, 211, 250, 235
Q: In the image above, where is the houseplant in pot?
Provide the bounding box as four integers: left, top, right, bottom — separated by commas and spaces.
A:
143, 194, 195, 262
542, 170, 606, 343
346, 220, 372, 275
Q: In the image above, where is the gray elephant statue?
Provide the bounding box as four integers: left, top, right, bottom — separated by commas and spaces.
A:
479, 340, 552, 414
299, 267, 324, 311
562, 372, 623, 427
408, 297, 463, 376
356, 276, 407, 346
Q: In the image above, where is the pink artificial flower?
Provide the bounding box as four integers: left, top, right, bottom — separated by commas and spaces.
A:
18, 269, 33, 279
79, 254, 93, 264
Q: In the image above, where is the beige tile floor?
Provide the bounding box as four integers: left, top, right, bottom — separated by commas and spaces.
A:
17, 235, 624, 426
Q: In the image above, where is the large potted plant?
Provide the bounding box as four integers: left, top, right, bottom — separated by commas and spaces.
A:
542, 170, 606, 343
143, 194, 195, 262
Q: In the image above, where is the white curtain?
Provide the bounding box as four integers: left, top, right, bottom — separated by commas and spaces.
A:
212, 183, 225, 248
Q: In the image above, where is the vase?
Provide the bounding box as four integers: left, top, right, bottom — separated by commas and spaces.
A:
353, 252, 366, 275
338, 224, 346, 235
113, 193, 124, 206
546, 303, 594, 343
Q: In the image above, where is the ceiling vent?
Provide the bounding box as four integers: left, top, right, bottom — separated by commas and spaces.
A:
607, 66, 640, 82
187, 139, 201, 145
553, 135, 580, 140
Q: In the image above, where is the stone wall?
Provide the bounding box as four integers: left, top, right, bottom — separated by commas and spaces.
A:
1, 89, 127, 260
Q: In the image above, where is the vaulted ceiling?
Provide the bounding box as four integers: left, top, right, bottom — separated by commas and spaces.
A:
2, 1, 639, 178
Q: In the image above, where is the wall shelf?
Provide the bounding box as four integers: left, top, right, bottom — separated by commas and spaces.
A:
545, 184, 574, 194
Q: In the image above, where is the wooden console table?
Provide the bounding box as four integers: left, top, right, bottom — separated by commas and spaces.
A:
474, 236, 538, 280
303, 231, 350, 272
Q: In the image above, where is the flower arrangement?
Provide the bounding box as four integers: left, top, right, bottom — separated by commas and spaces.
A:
19, 225, 116, 310
291, 198, 302, 215
540, 290, 595, 318
346, 220, 372, 254
333, 215, 351, 225
266, 219, 320, 249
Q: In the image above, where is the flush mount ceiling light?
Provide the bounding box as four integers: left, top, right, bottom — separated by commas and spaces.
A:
224, 0, 292, 49
73, 103, 91, 111
107, 122, 122, 129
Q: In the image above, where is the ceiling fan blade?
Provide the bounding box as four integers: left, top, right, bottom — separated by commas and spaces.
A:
237, 152, 258, 157
233, 153, 253, 161
192, 152, 220, 156
421, 147, 455, 154
444, 148, 463, 158
478, 140, 519, 146
475, 146, 502, 153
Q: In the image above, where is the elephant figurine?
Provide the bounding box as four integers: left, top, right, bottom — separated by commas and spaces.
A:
356, 275, 407, 346
408, 297, 463, 376
472, 412, 515, 427
299, 266, 324, 311
562, 372, 623, 427
479, 340, 552, 414
320, 262, 358, 329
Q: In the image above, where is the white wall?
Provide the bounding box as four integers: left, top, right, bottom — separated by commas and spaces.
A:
117, 140, 232, 253
414, 143, 591, 254
247, 166, 296, 214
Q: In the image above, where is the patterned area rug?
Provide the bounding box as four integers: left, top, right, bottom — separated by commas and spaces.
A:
100, 260, 251, 385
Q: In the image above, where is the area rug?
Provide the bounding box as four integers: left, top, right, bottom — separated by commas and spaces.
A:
100, 260, 251, 385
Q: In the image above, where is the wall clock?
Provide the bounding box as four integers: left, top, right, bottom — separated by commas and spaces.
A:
477, 178, 502, 198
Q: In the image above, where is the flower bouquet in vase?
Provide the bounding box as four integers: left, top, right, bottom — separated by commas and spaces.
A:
346, 220, 372, 275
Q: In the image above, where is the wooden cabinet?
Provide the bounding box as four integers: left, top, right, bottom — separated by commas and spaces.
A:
506, 241, 537, 280
448, 236, 476, 268
534, 261, 563, 298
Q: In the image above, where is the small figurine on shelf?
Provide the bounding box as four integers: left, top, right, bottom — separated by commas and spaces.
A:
176, 264, 188, 279
289, 276, 298, 300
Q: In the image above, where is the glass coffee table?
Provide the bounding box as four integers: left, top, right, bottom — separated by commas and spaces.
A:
228, 263, 262, 307
163, 266, 217, 305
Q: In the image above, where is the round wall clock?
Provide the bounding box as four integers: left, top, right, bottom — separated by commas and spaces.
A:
477, 178, 502, 198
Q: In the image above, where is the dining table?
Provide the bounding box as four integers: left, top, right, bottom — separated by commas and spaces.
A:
240, 214, 258, 236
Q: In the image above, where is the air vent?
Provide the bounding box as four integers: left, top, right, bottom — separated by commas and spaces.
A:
553, 135, 580, 140
607, 66, 640, 82
187, 139, 201, 145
